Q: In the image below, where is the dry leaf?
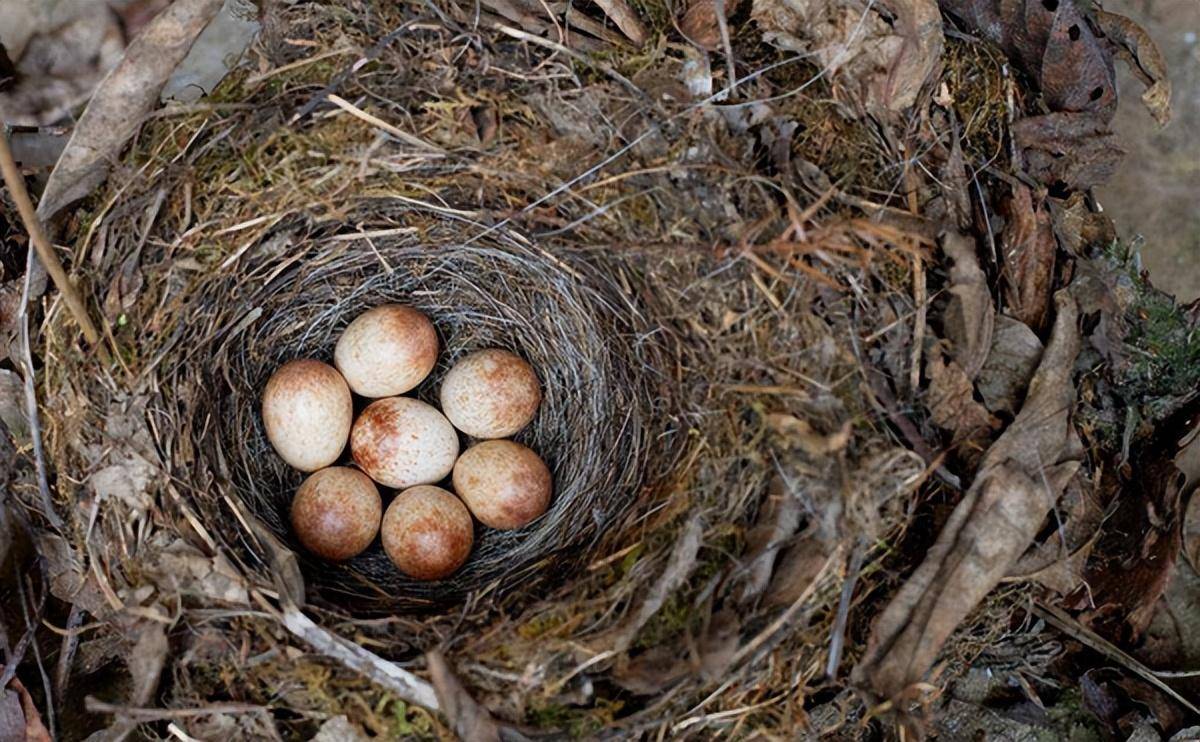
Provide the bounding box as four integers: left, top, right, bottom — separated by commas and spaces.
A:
311, 716, 372, 742
753, 0, 943, 110
1014, 112, 1125, 191
764, 534, 831, 607
427, 650, 502, 742
1095, 10, 1172, 126
607, 516, 704, 652
679, 0, 742, 51
1000, 184, 1057, 332
766, 413, 852, 456
942, 232, 994, 378
853, 290, 1081, 701
977, 315, 1043, 415
613, 646, 689, 695
735, 474, 803, 603
927, 350, 997, 442
37, 0, 225, 222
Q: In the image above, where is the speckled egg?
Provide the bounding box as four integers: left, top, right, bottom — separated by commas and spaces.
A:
290, 467, 381, 561
452, 440, 552, 530
262, 359, 352, 471
334, 304, 438, 398
381, 485, 474, 580
351, 397, 459, 488
439, 349, 541, 439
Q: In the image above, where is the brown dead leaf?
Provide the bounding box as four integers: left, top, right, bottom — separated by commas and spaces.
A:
735, 474, 803, 603
679, 0, 742, 51
1000, 184, 1057, 332
1007, 467, 1103, 595
1095, 10, 1172, 127
766, 413, 852, 456
1038, 0, 1117, 118
927, 350, 998, 443
853, 290, 1081, 702
977, 315, 1043, 415
764, 533, 831, 607
613, 646, 688, 695
0, 678, 51, 742
942, 231, 994, 378
1014, 112, 1125, 191
427, 650, 501, 742
753, 0, 943, 111
37, 0, 225, 222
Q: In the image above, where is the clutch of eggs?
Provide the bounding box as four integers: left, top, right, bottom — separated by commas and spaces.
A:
262, 302, 553, 581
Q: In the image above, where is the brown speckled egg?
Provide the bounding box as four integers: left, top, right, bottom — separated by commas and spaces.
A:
334, 305, 438, 398
452, 440, 552, 530
439, 349, 541, 439
262, 359, 352, 471
351, 397, 459, 488
381, 485, 474, 580
291, 467, 381, 561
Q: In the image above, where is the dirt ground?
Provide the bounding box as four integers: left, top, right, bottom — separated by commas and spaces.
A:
1097, 0, 1200, 302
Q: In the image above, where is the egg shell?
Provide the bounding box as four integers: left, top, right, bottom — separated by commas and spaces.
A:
334, 304, 438, 397
351, 397, 459, 488
452, 440, 552, 530
291, 467, 382, 561
262, 359, 352, 471
381, 485, 474, 580
440, 349, 541, 439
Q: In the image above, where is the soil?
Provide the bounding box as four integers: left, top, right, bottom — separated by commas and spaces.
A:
1097, 0, 1200, 302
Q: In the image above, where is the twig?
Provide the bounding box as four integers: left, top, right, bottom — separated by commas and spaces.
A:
826, 543, 864, 679
0, 130, 101, 345
85, 698, 268, 720
290, 22, 416, 124
325, 94, 446, 153
1035, 604, 1200, 716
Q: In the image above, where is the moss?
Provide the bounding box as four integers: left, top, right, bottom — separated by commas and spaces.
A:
526, 698, 625, 737
1106, 243, 1200, 421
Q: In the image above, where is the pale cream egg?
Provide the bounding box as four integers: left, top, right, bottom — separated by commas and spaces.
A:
351, 397, 459, 488
262, 359, 352, 471
334, 304, 438, 398
440, 349, 541, 439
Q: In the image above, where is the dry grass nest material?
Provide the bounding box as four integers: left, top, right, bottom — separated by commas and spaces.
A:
29, 0, 969, 734
196, 223, 680, 612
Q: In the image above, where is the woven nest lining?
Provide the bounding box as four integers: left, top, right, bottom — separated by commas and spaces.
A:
169, 217, 679, 612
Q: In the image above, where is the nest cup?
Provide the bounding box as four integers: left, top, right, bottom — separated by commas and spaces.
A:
182, 222, 676, 613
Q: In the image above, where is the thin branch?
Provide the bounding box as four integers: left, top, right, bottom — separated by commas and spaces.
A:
0, 128, 101, 345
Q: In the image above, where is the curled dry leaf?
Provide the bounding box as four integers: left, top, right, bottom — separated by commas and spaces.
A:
977, 315, 1043, 415
427, 650, 502, 742
752, 0, 943, 111
1095, 10, 1172, 127
941, 231, 994, 379
1000, 184, 1057, 332
36, 0, 225, 223
853, 290, 1081, 702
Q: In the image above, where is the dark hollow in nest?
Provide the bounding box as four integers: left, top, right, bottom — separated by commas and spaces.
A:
182, 223, 679, 613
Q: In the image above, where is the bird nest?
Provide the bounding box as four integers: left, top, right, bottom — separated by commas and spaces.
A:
27, 0, 965, 736
184, 221, 679, 612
